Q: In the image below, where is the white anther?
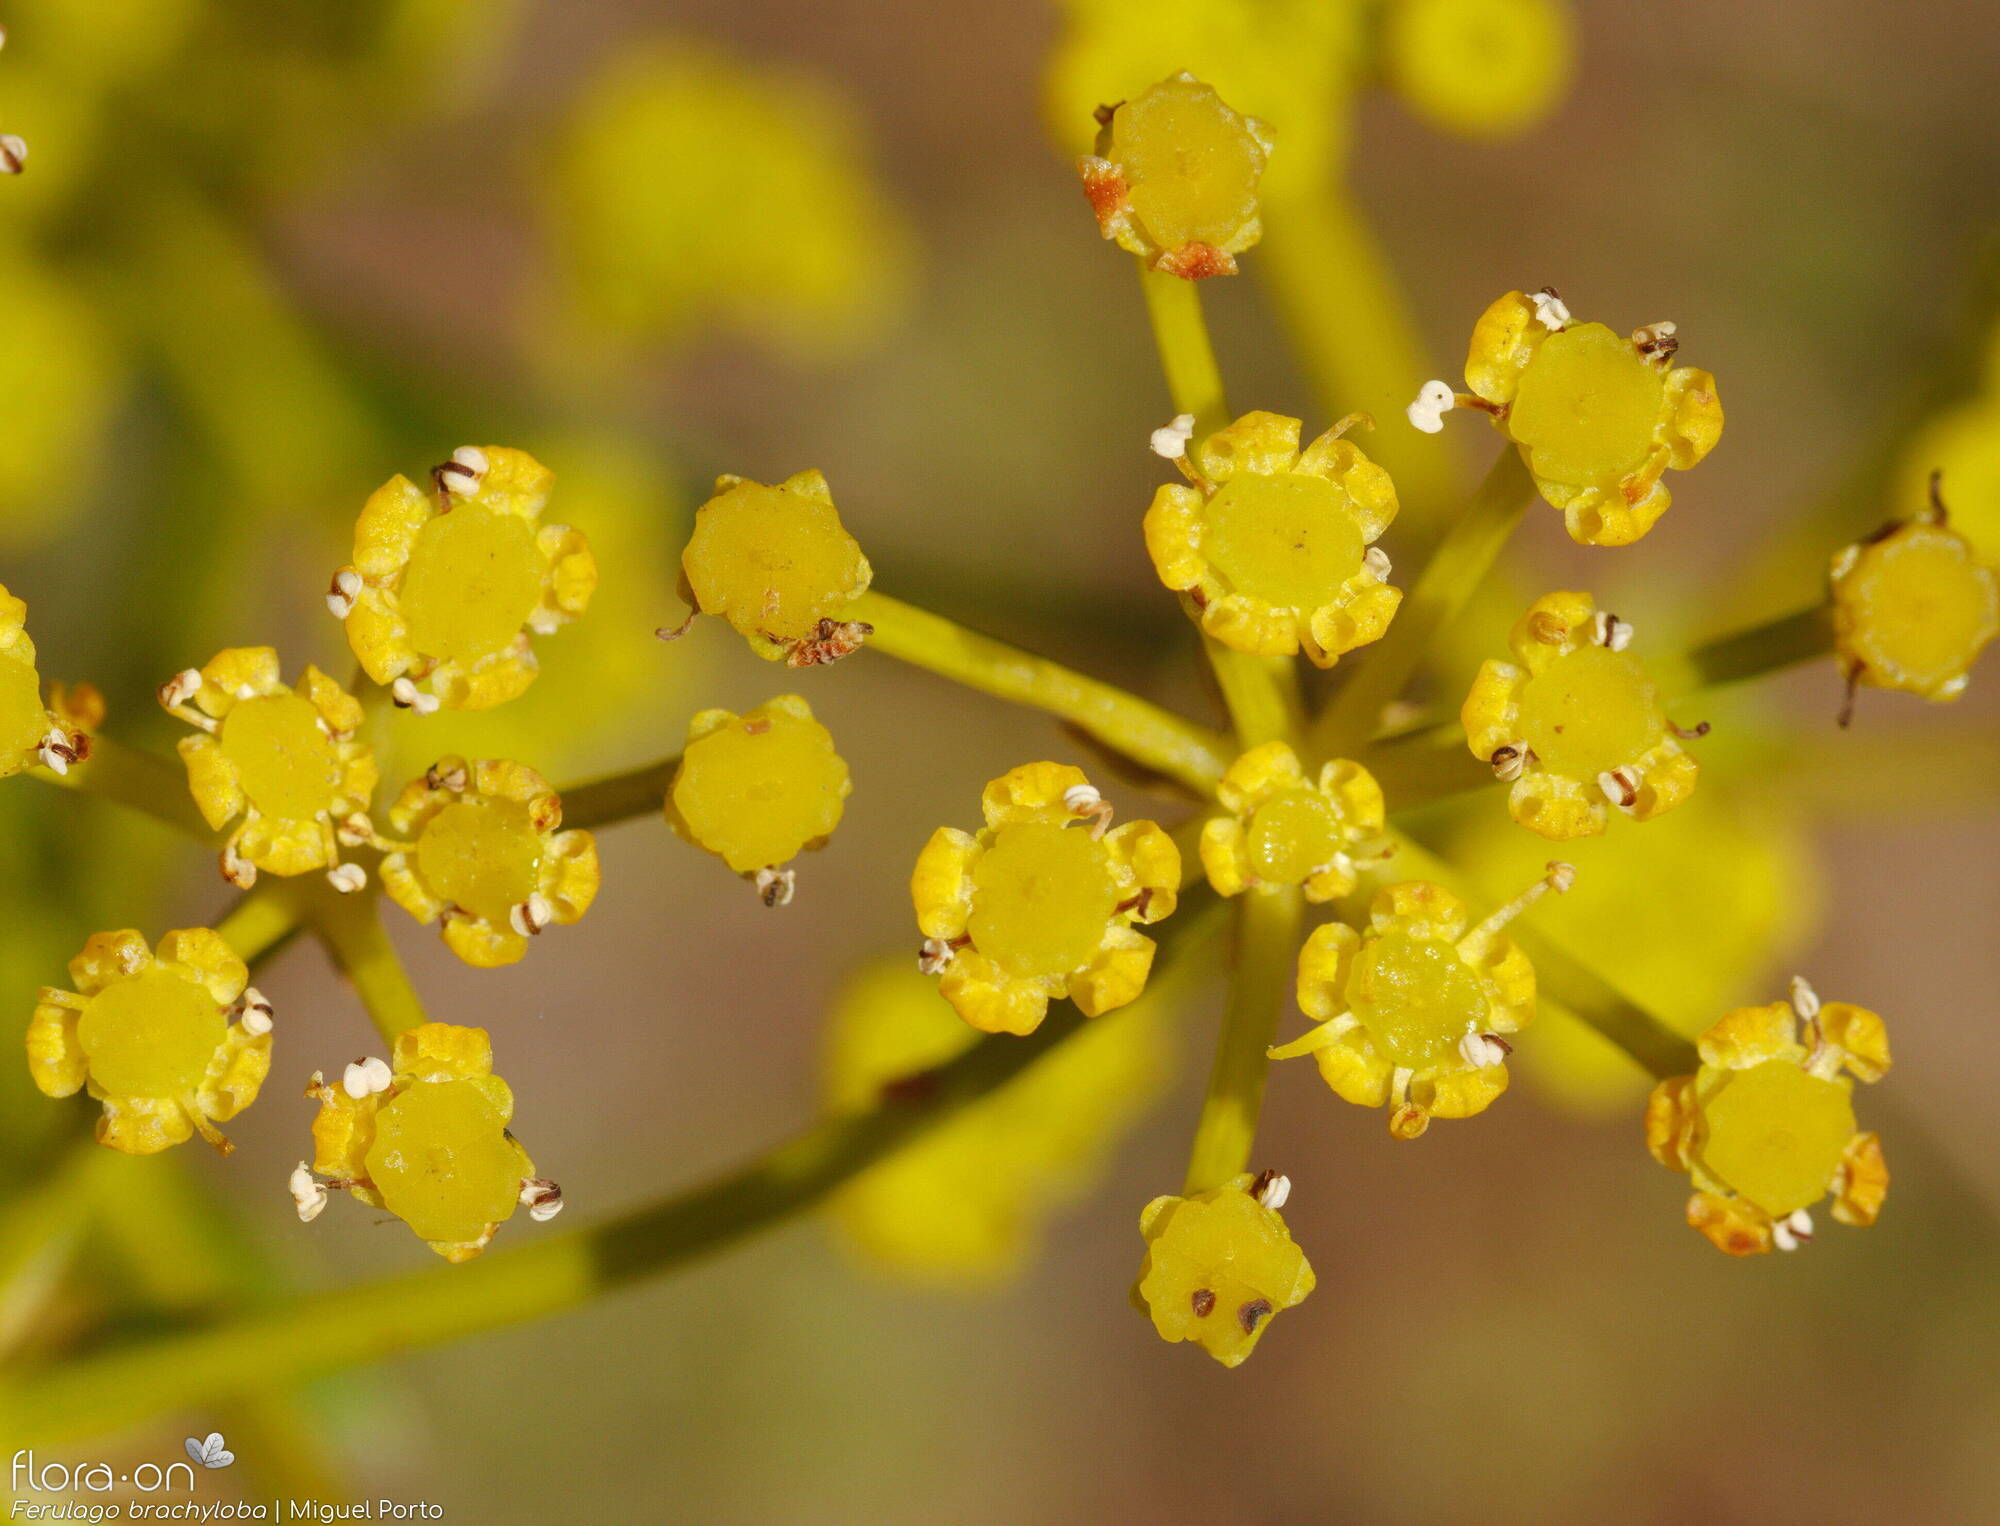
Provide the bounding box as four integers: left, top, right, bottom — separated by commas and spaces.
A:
752, 868, 795, 909
1544, 860, 1576, 895
336, 812, 374, 848
326, 862, 367, 894
1529, 287, 1571, 329
520, 1178, 565, 1222
391, 676, 439, 715
289, 1162, 328, 1223
509, 892, 555, 936
0, 135, 27, 175
1489, 743, 1528, 782
1459, 1032, 1512, 1069
1591, 610, 1633, 650
326, 567, 362, 620
918, 937, 957, 975
1771, 1207, 1814, 1252
341, 1056, 392, 1099
1406, 379, 1456, 434
220, 840, 258, 890
1064, 783, 1114, 838
1252, 1171, 1291, 1210
1789, 974, 1821, 1021
438, 445, 488, 496
160, 668, 203, 709
1149, 413, 1197, 459
36, 728, 73, 776
238, 987, 274, 1036
1597, 767, 1641, 811
1363, 546, 1392, 581
1787, 1208, 1814, 1240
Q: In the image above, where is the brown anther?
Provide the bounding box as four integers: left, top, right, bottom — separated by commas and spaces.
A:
1489, 743, 1528, 782
1152, 241, 1237, 280
783, 618, 873, 668
425, 756, 470, 793
1249, 1168, 1291, 1209
1667, 719, 1711, 740
1632, 322, 1680, 367
753, 867, 796, 908
429, 446, 488, 506
519, 1178, 565, 1222
1092, 102, 1120, 128
1190, 1288, 1216, 1319
326, 567, 362, 620
917, 934, 968, 975
1598, 767, 1640, 810
1114, 888, 1154, 918
1236, 1298, 1273, 1335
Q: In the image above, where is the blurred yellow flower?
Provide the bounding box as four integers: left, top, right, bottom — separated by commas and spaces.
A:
825, 958, 1168, 1287
1382, 0, 1574, 140
548, 42, 912, 361
1133, 1172, 1314, 1368
1647, 981, 1889, 1256
380, 757, 599, 968
28, 927, 269, 1155
913, 763, 1179, 1036
0, 245, 118, 550
303, 1022, 557, 1263
1462, 591, 1699, 840
1200, 741, 1386, 901
0, 585, 89, 779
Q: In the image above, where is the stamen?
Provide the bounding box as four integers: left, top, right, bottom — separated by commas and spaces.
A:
1789, 974, 1821, 1021
237, 987, 274, 1037
1926, 468, 1950, 524
1406, 379, 1456, 434
1461, 862, 1574, 951
391, 676, 439, 716
519, 1177, 565, 1222
1529, 286, 1572, 329
219, 839, 258, 890
1591, 610, 1633, 650
1632, 321, 1679, 367
1489, 742, 1529, 782
917, 936, 962, 975
654, 607, 697, 642
509, 892, 555, 936
326, 862, 368, 894
1250, 1169, 1291, 1210
326, 567, 362, 620
36, 727, 80, 776
1363, 546, 1392, 582
289, 1162, 328, 1223
1327, 411, 1376, 439
1598, 767, 1641, 810
425, 756, 470, 794
1458, 1032, 1512, 1069
752, 868, 795, 909
1771, 1207, 1814, 1252
1063, 782, 1114, 838
432, 445, 489, 501
0, 135, 26, 176
341, 1056, 393, 1099
1149, 412, 1196, 459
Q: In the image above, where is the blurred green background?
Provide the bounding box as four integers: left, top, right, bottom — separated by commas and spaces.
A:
3, 0, 1998, 1520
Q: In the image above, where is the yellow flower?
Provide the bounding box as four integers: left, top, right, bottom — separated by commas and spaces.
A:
302, 1023, 557, 1263
1078, 73, 1273, 279
0, 244, 118, 551
1144, 410, 1401, 666
912, 762, 1180, 1036
677, 469, 873, 666
333, 446, 597, 712
1200, 740, 1386, 901
1382, 0, 1574, 141
548, 41, 912, 361
1830, 481, 1999, 715
1435, 290, 1723, 545
825, 957, 1168, 1287
0, 584, 89, 778
379, 757, 599, 969
1461, 591, 1700, 841
161, 647, 377, 888
1132, 1173, 1314, 1367
1646, 981, 1890, 1256
668, 696, 851, 902
1271, 868, 1570, 1138
27, 927, 270, 1155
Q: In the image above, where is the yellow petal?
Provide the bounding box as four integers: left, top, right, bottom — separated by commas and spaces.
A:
1313, 1039, 1392, 1109
1105, 820, 1180, 920
1295, 921, 1361, 1021
1686, 1190, 1772, 1256
156, 927, 248, 1005
1507, 591, 1595, 670
1195, 410, 1302, 482
1819, 1002, 1892, 1083
394, 1022, 497, 1083
911, 826, 978, 941
98, 1095, 195, 1156
939, 955, 1049, 1036
1424, 1063, 1508, 1120
1663, 366, 1724, 469
980, 762, 1088, 828
1071, 928, 1155, 1017
1696, 1000, 1803, 1070
1199, 816, 1250, 897
68, 930, 153, 996
442, 914, 528, 968
26, 994, 87, 1097
1217, 739, 1305, 812
1460, 660, 1526, 760
1507, 770, 1605, 841
352, 474, 433, 578
1830, 1131, 1888, 1226
1142, 484, 1207, 590
1644, 1075, 1699, 1170
1369, 880, 1469, 942
177, 733, 245, 831
1464, 290, 1545, 406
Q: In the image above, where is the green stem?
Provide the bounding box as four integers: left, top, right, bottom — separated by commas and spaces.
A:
215, 886, 305, 967
1182, 887, 1302, 1193
1257, 187, 1462, 543
1202, 631, 1304, 750
1313, 450, 1536, 760
2, 910, 1222, 1445
849, 591, 1232, 795
1137, 260, 1230, 434
559, 753, 683, 831
311, 892, 429, 1042
43, 733, 209, 840
1653, 603, 1834, 699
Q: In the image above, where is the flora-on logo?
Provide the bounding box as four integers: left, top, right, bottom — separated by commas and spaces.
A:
185, 1433, 235, 1469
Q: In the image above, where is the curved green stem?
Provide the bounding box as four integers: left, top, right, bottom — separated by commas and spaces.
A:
1182, 887, 1302, 1193
1653, 602, 1834, 699
311, 891, 429, 1043
2, 908, 1221, 1445
559, 753, 683, 831
1137, 260, 1230, 435
1202, 633, 1303, 750
215, 885, 305, 967
850, 591, 1232, 795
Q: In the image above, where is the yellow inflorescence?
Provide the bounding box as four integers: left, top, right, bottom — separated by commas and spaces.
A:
1145, 410, 1401, 666
1078, 72, 1273, 279
825, 958, 1168, 1286
1200, 740, 1385, 901
679, 469, 873, 665
166, 647, 376, 887
1383, 0, 1574, 141
1132, 1174, 1314, 1367
1646, 987, 1890, 1256
27, 928, 269, 1155
668, 695, 851, 879
0, 584, 88, 778
1463, 591, 1699, 841
1831, 505, 1998, 709
1461, 290, 1723, 545
305, 1023, 549, 1263
913, 763, 1179, 1036
380, 758, 600, 968
1270, 880, 1538, 1139
335, 447, 597, 712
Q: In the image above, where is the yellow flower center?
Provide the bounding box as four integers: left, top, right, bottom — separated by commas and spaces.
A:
416, 800, 545, 924
1346, 931, 1488, 1070
1244, 788, 1343, 885
365, 1079, 521, 1245
682, 481, 865, 643
1203, 473, 1364, 610
1517, 646, 1664, 779
219, 693, 341, 821
967, 821, 1118, 979
1111, 78, 1264, 253
400, 506, 547, 664
0, 650, 46, 768
1840, 525, 2000, 692
77, 968, 225, 1099
1698, 1059, 1855, 1217
672, 709, 849, 873
1509, 323, 1665, 487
